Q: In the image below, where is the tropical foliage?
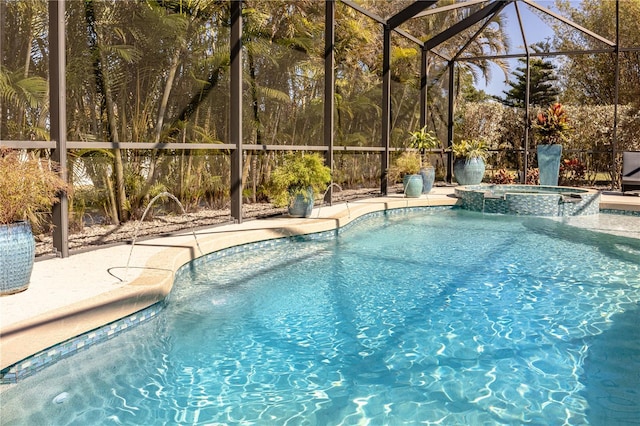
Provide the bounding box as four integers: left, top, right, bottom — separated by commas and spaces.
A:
452, 139, 489, 161
532, 103, 571, 145
409, 126, 440, 168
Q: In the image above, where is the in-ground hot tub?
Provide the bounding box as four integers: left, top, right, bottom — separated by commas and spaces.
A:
454, 184, 601, 216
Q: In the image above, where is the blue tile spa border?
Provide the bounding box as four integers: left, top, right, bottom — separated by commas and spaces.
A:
454, 185, 600, 216
600, 208, 640, 217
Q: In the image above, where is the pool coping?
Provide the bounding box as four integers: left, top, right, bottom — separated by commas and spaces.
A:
0, 188, 638, 382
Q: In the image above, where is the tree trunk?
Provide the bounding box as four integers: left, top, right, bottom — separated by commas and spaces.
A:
85, 0, 128, 222
251, 152, 258, 203
104, 167, 119, 225
241, 151, 251, 201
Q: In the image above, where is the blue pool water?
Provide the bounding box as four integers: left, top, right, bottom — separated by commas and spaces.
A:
2, 209, 640, 425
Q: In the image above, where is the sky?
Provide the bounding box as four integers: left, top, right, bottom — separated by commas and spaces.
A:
475, 0, 571, 98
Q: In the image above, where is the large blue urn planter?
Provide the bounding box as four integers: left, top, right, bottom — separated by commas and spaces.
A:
1, 221, 35, 295
537, 144, 562, 186
454, 157, 486, 185
419, 166, 435, 194
403, 174, 424, 197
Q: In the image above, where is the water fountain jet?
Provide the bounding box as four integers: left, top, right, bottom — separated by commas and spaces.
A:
316, 183, 350, 219
125, 192, 203, 280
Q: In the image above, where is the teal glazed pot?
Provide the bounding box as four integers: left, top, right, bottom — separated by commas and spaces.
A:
288, 187, 315, 217
0, 221, 35, 295
419, 166, 436, 194
454, 157, 486, 185
537, 144, 562, 186
403, 174, 424, 198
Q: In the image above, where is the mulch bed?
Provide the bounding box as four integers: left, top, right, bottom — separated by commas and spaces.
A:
35, 187, 384, 257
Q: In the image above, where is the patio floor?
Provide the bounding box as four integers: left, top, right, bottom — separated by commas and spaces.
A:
1, 188, 639, 378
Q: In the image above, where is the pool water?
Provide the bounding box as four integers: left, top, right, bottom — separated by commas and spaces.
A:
2, 209, 640, 425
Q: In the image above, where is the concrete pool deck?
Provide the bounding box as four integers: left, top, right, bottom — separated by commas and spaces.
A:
1, 187, 639, 379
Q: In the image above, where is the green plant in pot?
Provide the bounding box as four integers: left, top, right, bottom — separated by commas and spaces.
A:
409, 126, 440, 194
452, 139, 489, 185
532, 102, 571, 186
0, 147, 70, 295
388, 151, 423, 197
266, 152, 331, 217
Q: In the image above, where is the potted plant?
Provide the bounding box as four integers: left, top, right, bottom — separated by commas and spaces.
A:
0, 147, 70, 295
388, 151, 423, 197
532, 102, 571, 186
409, 126, 440, 193
266, 152, 331, 217
451, 139, 489, 185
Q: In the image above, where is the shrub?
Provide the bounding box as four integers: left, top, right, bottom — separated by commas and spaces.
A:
0, 147, 70, 226
526, 168, 539, 185
266, 153, 331, 208
559, 158, 586, 186
388, 151, 422, 183
490, 168, 516, 184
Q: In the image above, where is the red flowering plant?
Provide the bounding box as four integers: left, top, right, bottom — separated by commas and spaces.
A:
526, 168, 539, 185
532, 103, 571, 145
559, 157, 586, 186
489, 168, 516, 184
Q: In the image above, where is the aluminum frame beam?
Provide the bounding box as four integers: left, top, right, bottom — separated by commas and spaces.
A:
340, 0, 385, 25
420, 49, 428, 129
458, 49, 616, 61
514, 1, 531, 183
414, 0, 487, 18
611, 0, 620, 189
230, 0, 243, 223
387, 1, 438, 30
49, 0, 69, 258
446, 61, 455, 183
381, 26, 391, 195
425, 1, 510, 51
522, 0, 615, 47
452, 1, 509, 60
324, 0, 336, 203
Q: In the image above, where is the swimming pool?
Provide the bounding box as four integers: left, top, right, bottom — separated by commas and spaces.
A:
2, 209, 639, 425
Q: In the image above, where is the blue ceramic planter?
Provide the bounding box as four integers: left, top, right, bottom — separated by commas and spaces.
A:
454, 157, 486, 185
1, 221, 35, 295
537, 144, 562, 186
419, 166, 435, 194
403, 174, 423, 197
288, 187, 315, 217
